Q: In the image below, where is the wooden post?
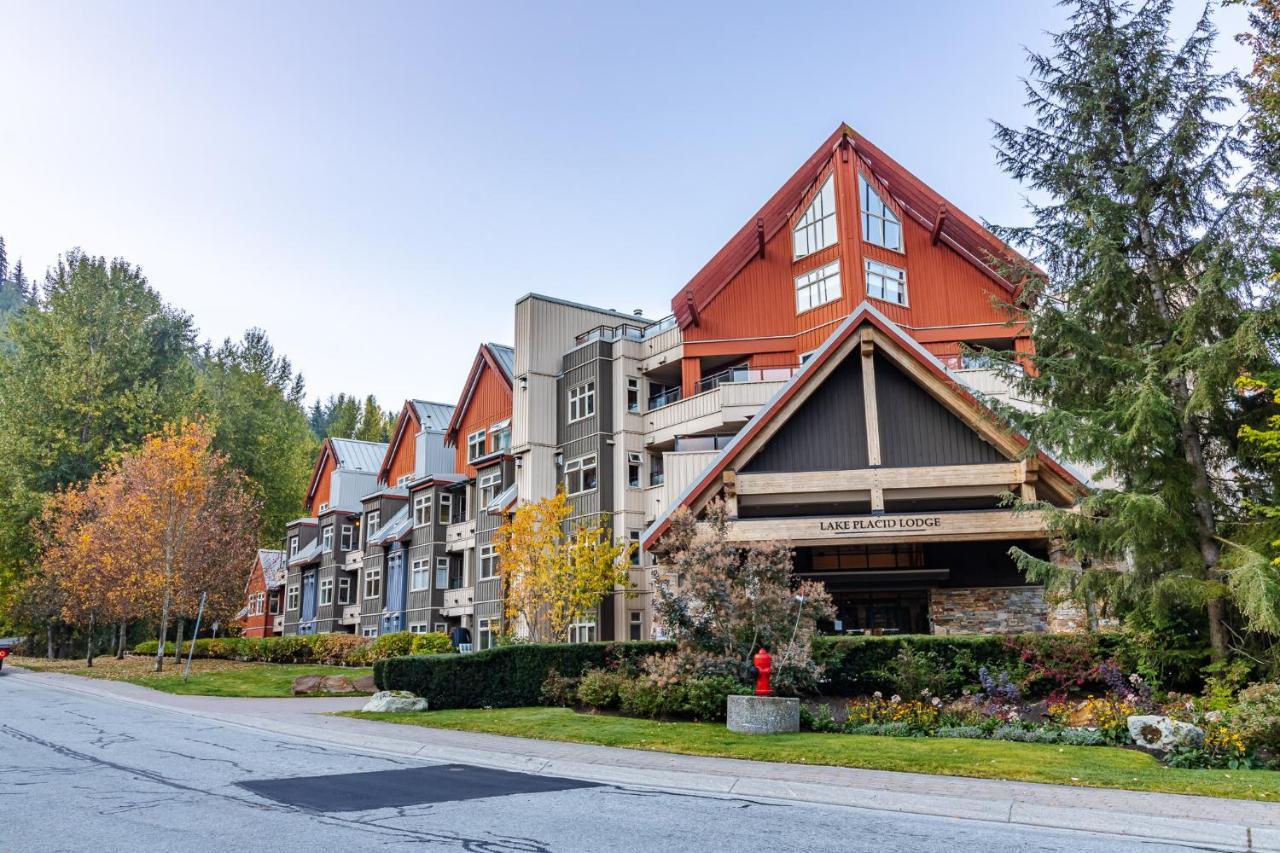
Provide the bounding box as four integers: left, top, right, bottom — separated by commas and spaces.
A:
723, 470, 738, 518
860, 330, 881, 468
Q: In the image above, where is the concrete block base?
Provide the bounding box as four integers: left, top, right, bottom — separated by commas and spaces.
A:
726, 694, 800, 735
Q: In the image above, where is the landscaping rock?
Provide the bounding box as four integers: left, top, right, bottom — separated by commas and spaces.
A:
1127, 715, 1203, 751
353, 674, 376, 692
321, 675, 355, 694
362, 690, 428, 713
726, 694, 799, 734
291, 675, 323, 695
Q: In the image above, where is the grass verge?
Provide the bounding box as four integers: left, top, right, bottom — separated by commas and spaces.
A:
11, 655, 374, 698
340, 706, 1280, 802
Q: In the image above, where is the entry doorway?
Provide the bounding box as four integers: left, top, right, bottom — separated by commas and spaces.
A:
826, 589, 930, 635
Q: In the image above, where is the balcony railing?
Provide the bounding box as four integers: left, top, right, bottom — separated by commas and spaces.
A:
647, 387, 682, 410
574, 323, 647, 346
696, 364, 799, 393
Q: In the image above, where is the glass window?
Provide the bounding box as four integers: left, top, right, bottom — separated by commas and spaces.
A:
568, 382, 596, 422
626, 378, 641, 413
564, 454, 598, 495
289, 535, 299, 557
860, 175, 902, 251
479, 470, 502, 506
362, 626, 378, 638
439, 493, 452, 525
629, 611, 643, 641
365, 511, 380, 546
568, 621, 597, 643
479, 544, 498, 580
435, 557, 449, 589
318, 502, 329, 514
627, 451, 642, 489
340, 524, 353, 551
337, 575, 351, 605
409, 623, 429, 634
649, 452, 664, 486
413, 493, 432, 527
629, 530, 641, 567
321, 525, 333, 551
411, 559, 430, 591
269, 591, 281, 615
477, 617, 495, 650
365, 567, 382, 599
795, 260, 842, 313
865, 258, 907, 305
397, 474, 413, 487
490, 421, 511, 454
319, 578, 333, 606
287, 585, 299, 611
793, 175, 838, 259
467, 429, 486, 461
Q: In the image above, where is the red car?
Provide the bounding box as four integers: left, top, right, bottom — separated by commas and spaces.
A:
0, 638, 17, 672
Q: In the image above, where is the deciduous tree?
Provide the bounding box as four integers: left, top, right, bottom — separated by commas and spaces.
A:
651, 501, 834, 694
494, 492, 633, 643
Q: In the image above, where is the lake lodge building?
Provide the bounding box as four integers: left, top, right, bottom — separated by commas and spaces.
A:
264, 124, 1090, 642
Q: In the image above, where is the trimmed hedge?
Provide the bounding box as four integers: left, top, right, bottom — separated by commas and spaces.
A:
376, 641, 675, 709
132, 631, 448, 666
813, 633, 1133, 698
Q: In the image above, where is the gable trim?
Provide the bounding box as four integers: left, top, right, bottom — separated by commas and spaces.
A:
641, 302, 1085, 549
378, 401, 423, 485
445, 344, 515, 445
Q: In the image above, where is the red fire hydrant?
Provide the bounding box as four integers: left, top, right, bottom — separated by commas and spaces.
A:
753, 647, 773, 696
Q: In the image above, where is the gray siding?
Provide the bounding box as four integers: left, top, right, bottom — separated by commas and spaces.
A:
875, 354, 1006, 467
558, 341, 614, 521
743, 353, 869, 473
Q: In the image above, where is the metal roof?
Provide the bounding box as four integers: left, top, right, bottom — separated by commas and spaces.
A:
487, 343, 515, 381
487, 483, 518, 515
371, 504, 412, 546
288, 539, 322, 567
411, 400, 455, 433
330, 438, 388, 473
258, 549, 287, 588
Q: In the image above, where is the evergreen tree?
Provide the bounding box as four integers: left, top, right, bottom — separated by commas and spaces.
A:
11, 259, 29, 303
0, 250, 198, 623
993, 0, 1279, 659
198, 328, 318, 539
326, 393, 360, 439
0, 235, 8, 284
354, 394, 393, 442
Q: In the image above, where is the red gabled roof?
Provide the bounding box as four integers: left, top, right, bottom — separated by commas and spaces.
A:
642, 301, 1085, 549
378, 400, 422, 485
445, 343, 515, 445
671, 123, 1041, 329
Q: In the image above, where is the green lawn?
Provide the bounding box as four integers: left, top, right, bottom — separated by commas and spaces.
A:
341, 706, 1280, 802
12, 655, 374, 698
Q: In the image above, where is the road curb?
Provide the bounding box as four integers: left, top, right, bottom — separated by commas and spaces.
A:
13, 669, 1278, 852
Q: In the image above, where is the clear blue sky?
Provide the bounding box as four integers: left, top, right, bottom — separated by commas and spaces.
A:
0, 1, 1251, 407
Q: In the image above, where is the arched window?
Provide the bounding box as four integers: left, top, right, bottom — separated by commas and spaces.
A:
793, 175, 837, 259
860, 175, 902, 251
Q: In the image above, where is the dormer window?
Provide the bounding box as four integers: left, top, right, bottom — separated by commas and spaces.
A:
365, 510, 380, 546
860, 175, 902, 251
467, 429, 486, 461
793, 175, 837, 259
318, 502, 329, 514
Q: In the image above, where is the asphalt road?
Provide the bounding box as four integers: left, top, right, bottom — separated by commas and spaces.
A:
0, 672, 1212, 853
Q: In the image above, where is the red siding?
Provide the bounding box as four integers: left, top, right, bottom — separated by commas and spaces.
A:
679, 151, 1029, 373
454, 366, 513, 477
240, 558, 280, 638
384, 415, 418, 487
307, 453, 334, 515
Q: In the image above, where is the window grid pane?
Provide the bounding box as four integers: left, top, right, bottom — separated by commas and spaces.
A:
794, 261, 842, 313
865, 258, 907, 305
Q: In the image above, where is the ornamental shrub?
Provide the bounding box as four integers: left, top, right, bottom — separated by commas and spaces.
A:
411, 632, 454, 655
681, 675, 752, 721
370, 632, 415, 661
578, 668, 628, 710
935, 725, 987, 740
539, 669, 580, 707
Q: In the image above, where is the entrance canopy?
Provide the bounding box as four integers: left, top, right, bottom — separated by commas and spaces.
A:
642, 302, 1088, 553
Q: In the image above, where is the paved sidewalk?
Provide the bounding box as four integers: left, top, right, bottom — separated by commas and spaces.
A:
11, 667, 1280, 852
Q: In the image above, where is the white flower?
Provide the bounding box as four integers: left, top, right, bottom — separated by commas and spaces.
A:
872, 691, 882, 699
921, 689, 931, 697
931, 697, 942, 707
890, 694, 901, 704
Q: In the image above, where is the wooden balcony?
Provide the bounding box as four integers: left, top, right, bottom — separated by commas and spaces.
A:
644, 378, 788, 448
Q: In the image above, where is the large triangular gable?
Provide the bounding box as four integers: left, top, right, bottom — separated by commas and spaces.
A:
642, 302, 1085, 549
671, 123, 1041, 329
445, 343, 515, 446
304, 438, 337, 512
378, 401, 422, 486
